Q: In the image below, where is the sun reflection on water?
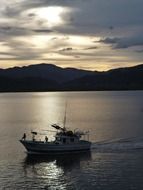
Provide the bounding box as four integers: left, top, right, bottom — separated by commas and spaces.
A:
23, 152, 91, 189
39, 161, 66, 189
23, 158, 66, 189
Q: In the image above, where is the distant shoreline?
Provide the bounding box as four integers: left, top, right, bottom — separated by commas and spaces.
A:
0, 89, 143, 93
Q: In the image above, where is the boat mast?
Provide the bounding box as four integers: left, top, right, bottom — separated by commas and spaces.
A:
63, 102, 67, 130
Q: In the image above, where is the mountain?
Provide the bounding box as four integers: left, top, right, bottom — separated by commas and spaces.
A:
64, 64, 143, 90
0, 63, 143, 92
0, 63, 93, 83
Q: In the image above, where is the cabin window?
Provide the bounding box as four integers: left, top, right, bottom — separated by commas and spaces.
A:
70, 138, 74, 142
63, 138, 66, 143
56, 137, 61, 141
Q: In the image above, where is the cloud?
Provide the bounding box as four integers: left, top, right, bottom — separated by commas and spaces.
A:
0, 0, 143, 70
2, 5, 21, 17
136, 49, 143, 53
100, 38, 120, 44
1, 0, 143, 37
0, 25, 31, 37
27, 13, 36, 18
59, 47, 73, 52
84, 46, 98, 50
33, 29, 54, 33
100, 36, 143, 49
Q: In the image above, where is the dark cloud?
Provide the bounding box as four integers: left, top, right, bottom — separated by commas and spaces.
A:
109, 26, 114, 30
2, 5, 21, 17
59, 47, 73, 52
100, 38, 120, 44
74, 55, 80, 58
0, 26, 32, 39
2, 0, 143, 37
84, 46, 98, 50
100, 36, 143, 49
28, 13, 36, 17
33, 29, 53, 33
51, 37, 58, 40
0, 52, 14, 56
135, 49, 143, 53
0, 26, 12, 31
0, 26, 25, 33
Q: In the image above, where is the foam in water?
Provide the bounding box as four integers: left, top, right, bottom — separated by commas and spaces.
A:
91, 136, 143, 152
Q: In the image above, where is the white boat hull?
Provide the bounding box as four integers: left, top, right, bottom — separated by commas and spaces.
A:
20, 140, 91, 154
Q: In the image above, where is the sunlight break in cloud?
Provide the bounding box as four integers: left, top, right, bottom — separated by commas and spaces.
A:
26, 6, 69, 28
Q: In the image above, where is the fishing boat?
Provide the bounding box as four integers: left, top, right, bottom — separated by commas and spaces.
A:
20, 105, 91, 155
20, 104, 91, 154
20, 124, 91, 154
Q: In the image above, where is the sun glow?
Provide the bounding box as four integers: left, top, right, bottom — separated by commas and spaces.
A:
68, 36, 101, 47
36, 7, 65, 27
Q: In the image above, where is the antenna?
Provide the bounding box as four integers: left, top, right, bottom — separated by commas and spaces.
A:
63, 101, 67, 130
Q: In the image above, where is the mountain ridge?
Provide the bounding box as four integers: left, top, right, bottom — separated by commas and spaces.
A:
0, 63, 93, 84
0, 63, 143, 92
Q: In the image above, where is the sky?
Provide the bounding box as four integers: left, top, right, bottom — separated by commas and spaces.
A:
0, 0, 143, 71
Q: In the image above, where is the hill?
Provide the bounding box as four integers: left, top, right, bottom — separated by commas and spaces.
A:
64, 64, 143, 90
0, 63, 93, 84
0, 63, 143, 92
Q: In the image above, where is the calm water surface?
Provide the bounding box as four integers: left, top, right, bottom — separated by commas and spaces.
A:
0, 91, 143, 190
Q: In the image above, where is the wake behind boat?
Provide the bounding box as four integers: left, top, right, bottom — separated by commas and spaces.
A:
20, 124, 91, 154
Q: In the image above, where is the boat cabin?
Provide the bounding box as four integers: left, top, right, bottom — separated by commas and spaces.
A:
54, 131, 80, 144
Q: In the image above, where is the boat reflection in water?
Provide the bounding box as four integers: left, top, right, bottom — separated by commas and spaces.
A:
24, 151, 91, 170
23, 152, 91, 189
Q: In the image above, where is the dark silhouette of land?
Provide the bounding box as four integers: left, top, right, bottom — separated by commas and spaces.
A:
0, 63, 143, 92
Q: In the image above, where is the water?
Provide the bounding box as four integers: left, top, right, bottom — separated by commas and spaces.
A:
0, 91, 143, 190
